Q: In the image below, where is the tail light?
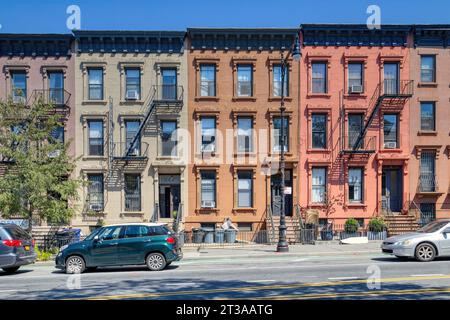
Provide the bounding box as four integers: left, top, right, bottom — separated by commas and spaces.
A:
2, 240, 23, 247
166, 237, 176, 245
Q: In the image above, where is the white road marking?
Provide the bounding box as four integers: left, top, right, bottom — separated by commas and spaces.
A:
328, 277, 360, 280
165, 282, 197, 286
292, 258, 309, 262
410, 274, 445, 277
246, 280, 276, 283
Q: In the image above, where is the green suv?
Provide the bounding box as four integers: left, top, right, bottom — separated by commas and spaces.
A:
55, 223, 182, 274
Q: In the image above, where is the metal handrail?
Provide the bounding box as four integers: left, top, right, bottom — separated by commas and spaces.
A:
28, 89, 71, 107
112, 142, 149, 159
266, 204, 276, 244
153, 85, 184, 102
295, 204, 305, 229
173, 202, 183, 233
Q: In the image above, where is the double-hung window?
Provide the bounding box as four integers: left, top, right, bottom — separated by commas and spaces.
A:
273, 64, 288, 97
88, 120, 104, 156
200, 171, 216, 208
237, 117, 253, 153
124, 174, 141, 212
237, 171, 253, 208
125, 68, 140, 100
420, 102, 436, 131
48, 71, 64, 105
420, 151, 436, 192
312, 114, 327, 149
200, 64, 216, 97
161, 120, 177, 157
312, 167, 326, 204
200, 117, 216, 153
421, 56, 436, 83
348, 114, 363, 149
125, 120, 141, 156
11, 71, 27, 103
88, 68, 103, 100
312, 62, 327, 93
383, 114, 399, 149
237, 65, 253, 97
87, 174, 104, 209
348, 168, 363, 203
273, 117, 289, 152
348, 63, 363, 93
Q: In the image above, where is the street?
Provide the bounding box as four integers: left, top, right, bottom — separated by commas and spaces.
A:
1, 243, 450, 300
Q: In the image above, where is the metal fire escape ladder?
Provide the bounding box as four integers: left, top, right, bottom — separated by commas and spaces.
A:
108, 96, 114, 179
123, 87, 157, 158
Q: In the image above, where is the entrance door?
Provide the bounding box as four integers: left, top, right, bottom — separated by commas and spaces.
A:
271, 170, 293, 216
384, 62, 399, 95
382, 167, 403, 213
159, 175, 181, 219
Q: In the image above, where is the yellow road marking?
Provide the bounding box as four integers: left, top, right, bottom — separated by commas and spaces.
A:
81, 274, 450, 300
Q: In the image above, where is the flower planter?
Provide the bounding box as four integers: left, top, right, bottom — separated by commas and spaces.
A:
339, 232, 360, 240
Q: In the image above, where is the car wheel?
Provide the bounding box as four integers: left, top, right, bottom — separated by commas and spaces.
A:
415, 243, 436, 262
65, 256, 86, 274
146, 253, 166, 271
2, 266, 20, 273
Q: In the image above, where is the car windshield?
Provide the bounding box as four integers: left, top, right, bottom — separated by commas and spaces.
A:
84, 228, 102, 241
417, 221, 449, 233
4, 226, 31, 240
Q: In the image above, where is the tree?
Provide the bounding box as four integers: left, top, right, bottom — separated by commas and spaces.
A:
0, 96, 82, 231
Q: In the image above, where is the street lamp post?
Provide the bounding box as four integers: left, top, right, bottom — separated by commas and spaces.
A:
277, 35, 301, 253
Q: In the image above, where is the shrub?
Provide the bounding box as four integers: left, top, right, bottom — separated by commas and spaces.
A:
35, 247, 53, 261
344, 218, 359, 233
368, 217, 386, 232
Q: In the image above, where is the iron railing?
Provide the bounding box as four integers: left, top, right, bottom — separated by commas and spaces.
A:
342, 135, 376, 153
266, 204, 276, 244
418, 174, 438, 193
29, 89, 71, 107
153, 85, 184, 102
112, 142, 149, 159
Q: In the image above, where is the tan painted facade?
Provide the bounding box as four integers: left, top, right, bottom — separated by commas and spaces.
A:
70, 32, 188, 233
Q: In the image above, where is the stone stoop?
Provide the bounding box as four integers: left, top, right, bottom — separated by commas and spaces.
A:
384, 214, 420, 237
269, 216, 300, 244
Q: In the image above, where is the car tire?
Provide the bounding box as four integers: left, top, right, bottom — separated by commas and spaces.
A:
2, 266, 20, 273
415, 243, 436, 262
86, 267, 98, 272
146, 253, 167, 271
65, 256, 86, 274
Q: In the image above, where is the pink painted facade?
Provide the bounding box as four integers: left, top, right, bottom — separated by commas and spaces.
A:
298, 25, 413, 225
0, 35, 75, 157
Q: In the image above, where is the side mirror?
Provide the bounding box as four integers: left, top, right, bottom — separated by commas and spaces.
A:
93, 235, 100, 242
442, 228, 450, 234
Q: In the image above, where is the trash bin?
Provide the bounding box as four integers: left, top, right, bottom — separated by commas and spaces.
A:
215, 229, 225, 243
201, 227, 215, 244
225, 229, 237, 243
192, 228, 203, 243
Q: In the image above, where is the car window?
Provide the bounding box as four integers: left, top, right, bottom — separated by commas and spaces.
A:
85, 228, 102, 241
417, 221, 449, 233
124, 225, 148, 238
98, 226, 122, 240
3, 226, 31, 240
148, 226, 170, 236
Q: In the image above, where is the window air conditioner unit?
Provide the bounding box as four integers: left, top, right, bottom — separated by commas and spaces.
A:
350, 85, 363, 93
126, 90, 139, 100
48, 150, 61, 158
89, 203, 103, 212
384, 141, 397, 149
201, 144, 215, 152
201, 200, 215, 208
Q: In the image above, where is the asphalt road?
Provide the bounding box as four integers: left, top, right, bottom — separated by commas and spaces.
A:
2, 249, 450, 300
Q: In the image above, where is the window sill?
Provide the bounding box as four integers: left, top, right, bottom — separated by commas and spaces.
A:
82, 156, 108, 161
343, 93, 368, 98
269, 152, 293, 157
418, 82, 438, 88
233, 152, 257, 158
232, 208, 257, 215
379, 148, 402, 153
195, 208, 220, 215
268, 96, 293, 102
307, 93, 331, 98
307, 148, 331, 154
232, 96, 257, 102
195, 96, 219, 102
418, 130, 438, 136
120, 211, 144, 216
345, 203, 367, 208
308, 203, 326, 208
195, 152, 220, 159
119, 100, 145, 105
156, 156, 180, 161
82, 100, 108, 105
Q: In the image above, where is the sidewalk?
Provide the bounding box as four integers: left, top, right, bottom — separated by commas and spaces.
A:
181, 241, 382, 260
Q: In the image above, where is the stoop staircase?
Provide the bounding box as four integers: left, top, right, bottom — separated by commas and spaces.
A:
384, 214, 420, 237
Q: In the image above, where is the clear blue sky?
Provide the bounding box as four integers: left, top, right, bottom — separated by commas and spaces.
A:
0, 0, 448, 33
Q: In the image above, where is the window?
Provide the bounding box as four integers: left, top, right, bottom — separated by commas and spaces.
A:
87, 174, 104, 209
124, 174, 141, 212
237, 171, 253, 208
237, 117, 253, 153
237, 223, 253, 231
200, 171, 216, 208
420, 151, 436, 192
88, 120, 104, 156
384, 63, 399, 95
273, 117, 289, 152
312, 62, 327, 93
421, 56, 436, 83
125, 120, 141, 156
348, 114, 363, 149
348, 168, 363, 203
420, 102, 435, 131
11, 71, 27, 103
161, 120, 177, 157
237, 65, 252, 97
273, 64, 288, 97
312, 114, 327, 149
200, 64, 216, 97
48, 71, 64, 105
383, 114, 398, 149
125, 68, 140, 100
161, 69, 177, 100
123, 225, 148, 238
200, 117, 216, 152
50, 125, 65, 144
348, 63, 363, 93
312, 167, 326, 203
88, 68, 103, 100
98, 226, 121, 241
419, 203, 436, 226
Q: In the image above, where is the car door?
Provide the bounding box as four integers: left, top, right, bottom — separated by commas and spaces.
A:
117, 225, 150, 265
89, 226, 122, 266
437, 225, 450, 256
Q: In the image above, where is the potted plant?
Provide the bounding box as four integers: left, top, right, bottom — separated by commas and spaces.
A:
341, 218, 360, 239
367, 217, 387, 240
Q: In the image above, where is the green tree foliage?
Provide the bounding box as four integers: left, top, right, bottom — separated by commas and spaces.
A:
0, 97, 81, 229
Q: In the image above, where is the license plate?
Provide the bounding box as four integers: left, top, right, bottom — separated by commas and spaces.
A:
24, 246, 30, 251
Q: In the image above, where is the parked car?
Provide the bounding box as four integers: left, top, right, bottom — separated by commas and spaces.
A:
0, 223, 37, 273
55, 223, 182, 274
381, 219, 450, 262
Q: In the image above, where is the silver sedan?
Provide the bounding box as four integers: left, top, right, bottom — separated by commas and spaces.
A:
381, 219, 450, 262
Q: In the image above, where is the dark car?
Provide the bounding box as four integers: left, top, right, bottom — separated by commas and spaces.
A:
0, 223, 37, 273
55, 223, 182, 274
